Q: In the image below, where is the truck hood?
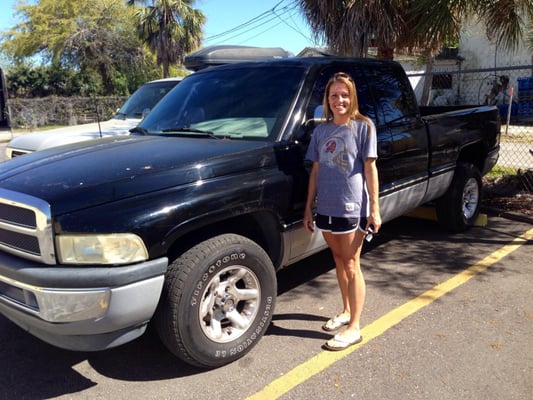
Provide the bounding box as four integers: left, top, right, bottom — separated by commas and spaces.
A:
0, 135, 275, 214
7, 117, 140, 152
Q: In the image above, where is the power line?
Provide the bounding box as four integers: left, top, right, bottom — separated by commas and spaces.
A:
272, 0, 312, 41
203, 0, 314, 48
203, 3, 278, 41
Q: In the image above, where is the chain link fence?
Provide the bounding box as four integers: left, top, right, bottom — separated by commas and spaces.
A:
407, 65, 533, 177
7, 96, 127, 129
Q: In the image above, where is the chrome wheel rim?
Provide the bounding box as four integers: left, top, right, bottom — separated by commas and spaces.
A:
462, 177, 480, 219
199, 265, 260, 343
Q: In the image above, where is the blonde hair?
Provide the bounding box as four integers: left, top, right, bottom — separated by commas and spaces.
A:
323, 72, 372, 127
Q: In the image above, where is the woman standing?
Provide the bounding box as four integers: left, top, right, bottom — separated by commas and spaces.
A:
303, 72, 381, 351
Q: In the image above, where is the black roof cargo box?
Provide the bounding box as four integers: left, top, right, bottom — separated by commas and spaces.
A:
184, 45, 290, 71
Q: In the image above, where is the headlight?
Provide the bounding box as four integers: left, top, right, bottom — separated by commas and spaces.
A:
56, 233, 148, 265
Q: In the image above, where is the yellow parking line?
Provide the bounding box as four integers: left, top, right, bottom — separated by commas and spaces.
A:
245, 227, 533, 400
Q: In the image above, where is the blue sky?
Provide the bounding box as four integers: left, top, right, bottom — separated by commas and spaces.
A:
0, 0, 319, 57
199, 0, 318, 54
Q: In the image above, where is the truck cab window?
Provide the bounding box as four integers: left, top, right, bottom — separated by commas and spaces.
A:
365, 64, 419, 125
306, 66, 377, 126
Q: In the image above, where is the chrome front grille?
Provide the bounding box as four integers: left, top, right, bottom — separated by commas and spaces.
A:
0, 188, 56, 264
0, 228, 41, 255
0, 203, 37, 227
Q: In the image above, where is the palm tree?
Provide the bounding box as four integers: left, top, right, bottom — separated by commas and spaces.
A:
525, 9, 533, 71
127, 0, 205, 77
298, 0, 532, 104
479, 0, 533, 52
410, 0, 532, 103
298, 0, 532, 59
298, 0, 406, 59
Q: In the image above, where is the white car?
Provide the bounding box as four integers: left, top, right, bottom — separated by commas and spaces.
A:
5, 77, 182, 159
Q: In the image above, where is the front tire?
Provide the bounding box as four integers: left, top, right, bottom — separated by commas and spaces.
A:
155, 234, 276, 368
436, 162, 482, 232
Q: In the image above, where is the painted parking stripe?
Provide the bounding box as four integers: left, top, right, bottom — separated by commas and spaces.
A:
246, 227, 533, 400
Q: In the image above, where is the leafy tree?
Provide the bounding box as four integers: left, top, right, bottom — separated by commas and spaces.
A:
127, 0, 205, 78
1, 0, 159, 95
4, 62, 46, 97
5, 61, 87, 97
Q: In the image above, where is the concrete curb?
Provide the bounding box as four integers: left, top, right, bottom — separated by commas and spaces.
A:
405, 205, 533, 226
481, 206, 533, 225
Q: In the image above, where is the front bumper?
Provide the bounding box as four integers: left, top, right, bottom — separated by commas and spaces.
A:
0, 252, 168, 351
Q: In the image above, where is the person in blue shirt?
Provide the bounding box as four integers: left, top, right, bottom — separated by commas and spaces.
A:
303, 72, 381, 351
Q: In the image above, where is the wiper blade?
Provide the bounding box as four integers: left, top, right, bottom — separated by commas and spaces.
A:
129, 126, 149, 135
161, 127, 221, 139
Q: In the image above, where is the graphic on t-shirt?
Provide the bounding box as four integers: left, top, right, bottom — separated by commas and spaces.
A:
322, 136, 350, 174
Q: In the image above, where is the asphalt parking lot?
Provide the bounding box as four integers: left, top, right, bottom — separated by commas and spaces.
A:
0, 211, 531, 400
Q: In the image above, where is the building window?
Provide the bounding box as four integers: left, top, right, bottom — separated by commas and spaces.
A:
432, 74, 453, 89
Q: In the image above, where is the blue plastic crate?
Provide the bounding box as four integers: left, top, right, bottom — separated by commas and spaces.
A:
517, 102, 533, 116
519, 89, 533, 102
517, 77, 533, 91
497, 103, 518, 117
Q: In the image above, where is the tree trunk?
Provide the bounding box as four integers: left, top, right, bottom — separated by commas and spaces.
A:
99, 64, 113, 95
377, 47, 394, 60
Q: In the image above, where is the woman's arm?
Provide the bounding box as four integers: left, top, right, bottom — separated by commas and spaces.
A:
303, 161, 319, 233
364, 157, 381, 233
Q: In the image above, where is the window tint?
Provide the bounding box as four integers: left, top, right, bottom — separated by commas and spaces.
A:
306, 66, 376, 125
364, 64, 419, 126
117, 80, 180, 118
432, 74, 453, 89
139, 66, 305, 140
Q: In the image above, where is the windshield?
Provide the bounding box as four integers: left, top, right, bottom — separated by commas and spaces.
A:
138, 66, 305, 141
115, 80, 181, 119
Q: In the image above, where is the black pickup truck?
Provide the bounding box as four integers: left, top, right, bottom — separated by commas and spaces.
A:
0, 56, 499, 368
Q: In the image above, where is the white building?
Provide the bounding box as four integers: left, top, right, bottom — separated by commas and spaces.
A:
404, 15, 532, 112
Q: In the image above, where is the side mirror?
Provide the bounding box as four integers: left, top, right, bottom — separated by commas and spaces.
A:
303, 105, 326, 129
313, 105, 325, 121
297, 105, 326, 144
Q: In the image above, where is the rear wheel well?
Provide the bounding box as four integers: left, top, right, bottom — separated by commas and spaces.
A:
458, 142, 487, 174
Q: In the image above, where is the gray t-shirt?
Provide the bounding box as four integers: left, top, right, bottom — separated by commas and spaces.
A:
305, 119, 377, 218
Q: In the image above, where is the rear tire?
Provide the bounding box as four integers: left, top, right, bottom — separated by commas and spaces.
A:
155, 234, 276, 368
436, 162, 482, 232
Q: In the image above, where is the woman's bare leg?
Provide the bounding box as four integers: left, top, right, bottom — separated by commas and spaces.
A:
323, 230, 365, 339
